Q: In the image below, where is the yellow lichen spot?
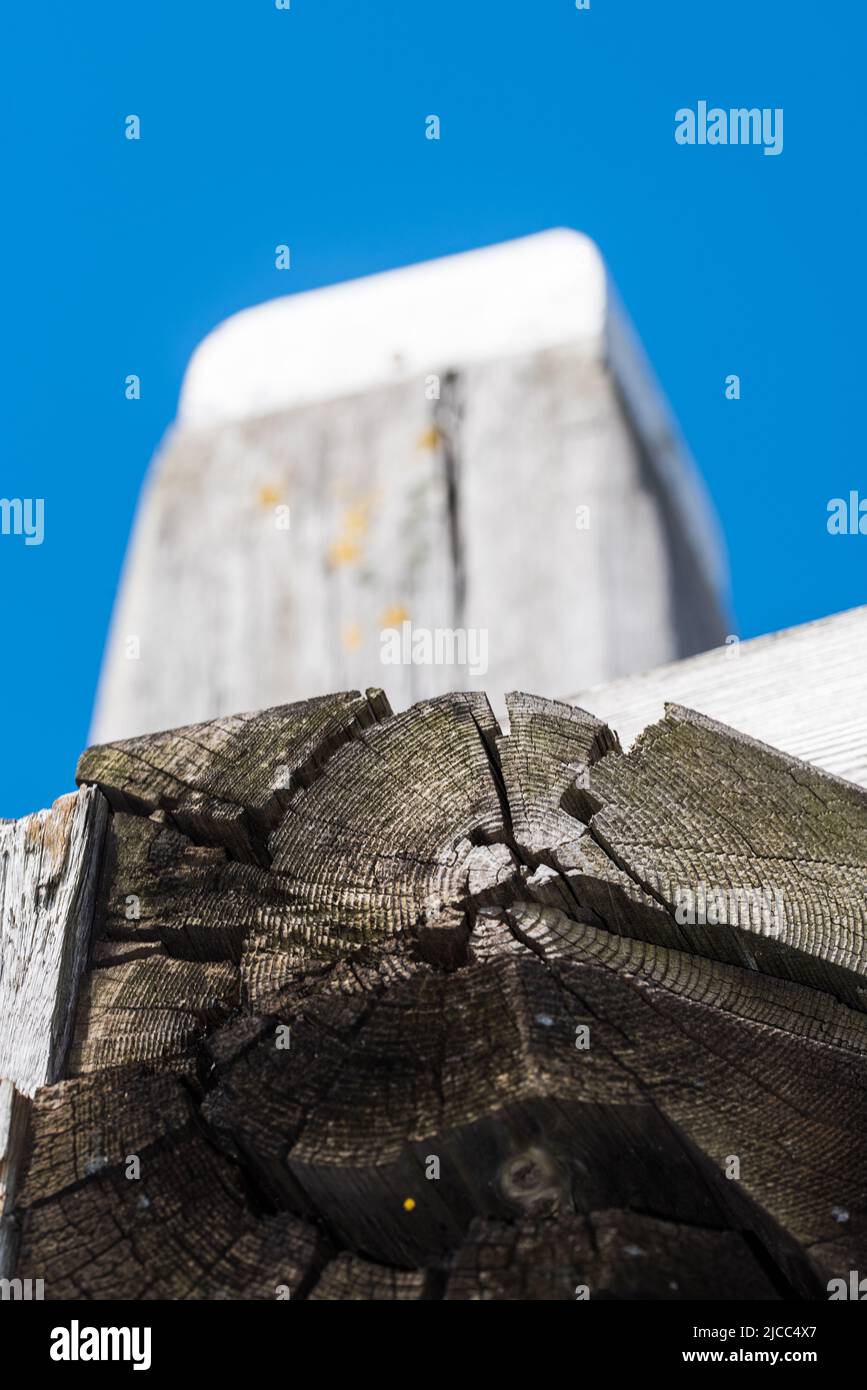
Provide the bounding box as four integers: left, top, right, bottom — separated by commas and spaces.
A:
379, 604, 410, 628
342, 624, 362, 651
343, 504, 370, 536
326, 501, 373, 569
257, 484, 282, 510
416, 426, 441, 451
327, 539, 361, 569
403, 1198, 416, 1212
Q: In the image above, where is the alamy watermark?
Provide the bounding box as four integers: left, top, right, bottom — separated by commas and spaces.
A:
675, 102, 783, 157
674, 882, 785, 935
0, 497, 44, 545
828, 1271, 867, 1300
827, 492, 867, 535
50, 1321, 151, 1371
380, 620, 488, 676
0, 1277, 44, 1300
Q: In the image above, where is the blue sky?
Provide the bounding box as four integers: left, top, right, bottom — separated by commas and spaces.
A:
2, 0, 865, 817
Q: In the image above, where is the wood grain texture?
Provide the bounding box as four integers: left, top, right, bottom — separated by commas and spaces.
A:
0, 787, 108, 1276
0, 1079, 30, 1278
7, 688, 867, 1300
570, 604, 867, 790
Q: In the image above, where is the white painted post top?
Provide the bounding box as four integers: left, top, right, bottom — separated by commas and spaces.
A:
180, 230, 608, 428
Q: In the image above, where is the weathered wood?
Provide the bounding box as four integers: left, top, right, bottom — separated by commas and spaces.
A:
0, 787, 108, 1276
575, 702, 867, 1006
0, 788, 109, 1095
308, 1254, 427, 1301
91, 230, 728, 742
444, 1213, 779, 1301
78, 690, 391, 863
0, 1080, 30, 1278
570, 604, 867, 789
7, 688, 867, 1299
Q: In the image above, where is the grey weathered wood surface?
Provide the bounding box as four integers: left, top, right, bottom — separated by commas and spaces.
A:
91, 231, 728, 743
569, 604, 867, 790
0, 788, 108, 1276
4, 686, 865, 1299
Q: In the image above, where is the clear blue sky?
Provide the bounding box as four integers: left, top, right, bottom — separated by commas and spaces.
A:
2, 0, 865, 817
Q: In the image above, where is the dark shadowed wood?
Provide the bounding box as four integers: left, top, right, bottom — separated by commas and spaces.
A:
8, 689, 867, 1299
444, 1212, 779, 1301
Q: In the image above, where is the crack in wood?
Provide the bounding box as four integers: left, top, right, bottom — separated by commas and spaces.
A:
3, 688, 866, 1299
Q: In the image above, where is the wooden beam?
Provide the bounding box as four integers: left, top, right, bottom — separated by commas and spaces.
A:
0, 787, 108, 1276
568, 604, 867, 789
5, 687, 865, 1299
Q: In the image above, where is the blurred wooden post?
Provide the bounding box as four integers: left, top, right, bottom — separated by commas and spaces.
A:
92, 230, 728, 743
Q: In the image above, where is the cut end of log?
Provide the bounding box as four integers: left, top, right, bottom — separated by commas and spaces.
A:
3, 687, 865, 1299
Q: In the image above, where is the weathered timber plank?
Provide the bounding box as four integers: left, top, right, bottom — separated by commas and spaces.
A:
569, 604, 867, 789
0, 787, 108, 1276
0, 1080, 30, 1278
